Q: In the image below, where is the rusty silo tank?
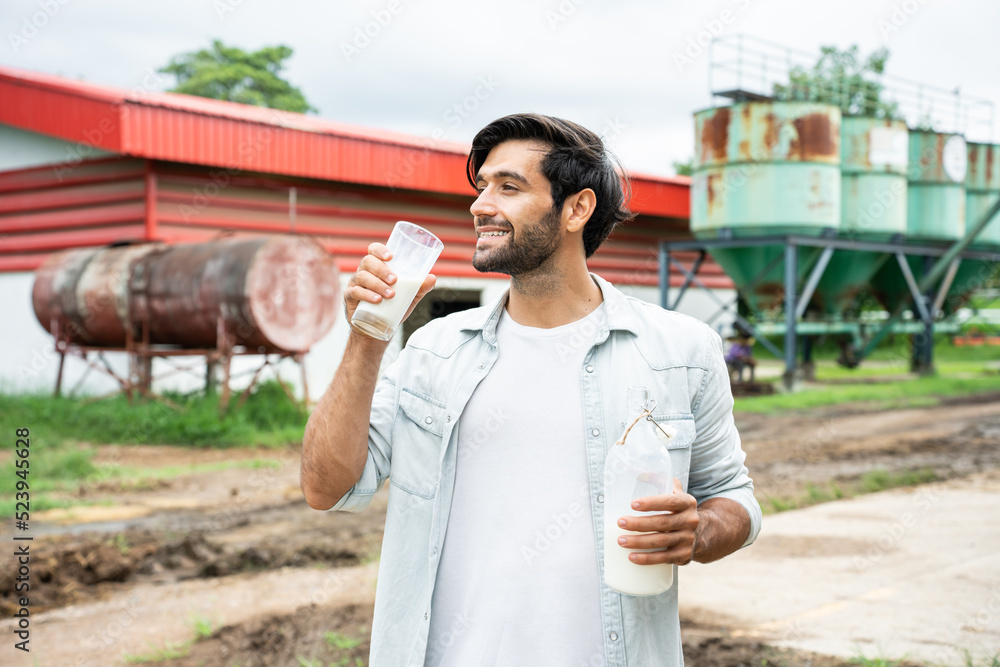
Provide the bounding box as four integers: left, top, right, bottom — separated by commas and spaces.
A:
33, 236, 340, 353
691, 100, 842, 313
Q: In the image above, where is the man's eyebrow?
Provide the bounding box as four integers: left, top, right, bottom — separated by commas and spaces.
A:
475, 169, 530, 186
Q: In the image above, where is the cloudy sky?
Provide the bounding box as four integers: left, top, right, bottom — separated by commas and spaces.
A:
2, 0, 998, 176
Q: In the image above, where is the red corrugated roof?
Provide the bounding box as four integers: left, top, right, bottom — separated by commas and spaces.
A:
0, 65, 689, 218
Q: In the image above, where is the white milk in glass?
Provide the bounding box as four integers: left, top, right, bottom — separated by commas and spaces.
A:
350, 221, 443, 341
353, 274, 424, 333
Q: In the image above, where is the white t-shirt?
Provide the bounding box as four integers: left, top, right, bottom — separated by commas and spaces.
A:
425, 304, 606, 667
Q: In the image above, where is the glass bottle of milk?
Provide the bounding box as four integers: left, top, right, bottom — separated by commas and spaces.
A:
603, 386, 676, 596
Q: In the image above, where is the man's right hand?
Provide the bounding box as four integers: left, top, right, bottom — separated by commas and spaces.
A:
303, 239, 440, 510
344, 242, 437, 328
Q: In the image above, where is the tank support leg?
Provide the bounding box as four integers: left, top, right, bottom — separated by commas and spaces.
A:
297, 353, 310, 407
801, 335, 815, 381
205, 359, 217, 395
912, 256, 936, 375
220, 354, 232, 413
54, 349, 66, 398
783, 243, 798, 391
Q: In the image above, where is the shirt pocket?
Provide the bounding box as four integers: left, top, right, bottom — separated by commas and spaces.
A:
650, 413, 695, 493
390, 389, 447, 499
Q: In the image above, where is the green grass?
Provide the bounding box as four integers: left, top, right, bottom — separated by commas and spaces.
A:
859, 468, 938, 494
191, 613, 218, 640
812, 359, 995, 381
123, 613, 222, 663
0, 380, 302, 513
124, 640, 191, 663
0, 441, 282, 516
1, 440, 101, 515
849, 657, 904, 667
762, 468, 937, 515
735, 373, 998, 415
961, 649, 1000, 667
0, 380, 307, 449
325, 631, 362, 650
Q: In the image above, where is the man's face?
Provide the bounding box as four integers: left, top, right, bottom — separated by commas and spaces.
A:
470, 139, 563, 276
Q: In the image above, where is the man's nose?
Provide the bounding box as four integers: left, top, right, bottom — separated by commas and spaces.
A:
470, 188, 497, 218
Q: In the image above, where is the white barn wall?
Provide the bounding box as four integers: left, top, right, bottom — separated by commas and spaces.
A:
0, 272, 736, 400
0, 124, 114, 171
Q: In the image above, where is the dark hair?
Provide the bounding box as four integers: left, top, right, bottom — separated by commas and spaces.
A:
466, 113, 635, 258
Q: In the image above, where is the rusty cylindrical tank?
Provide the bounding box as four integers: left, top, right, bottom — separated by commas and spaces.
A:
32, 243, 165, 346
33, 236, 340, 352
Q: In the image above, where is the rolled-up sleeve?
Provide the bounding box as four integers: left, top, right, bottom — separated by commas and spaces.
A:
687, 331, 761, 547
330, 354, 400, 513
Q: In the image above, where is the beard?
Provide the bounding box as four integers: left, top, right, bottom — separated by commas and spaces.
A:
472, 206, 562, 276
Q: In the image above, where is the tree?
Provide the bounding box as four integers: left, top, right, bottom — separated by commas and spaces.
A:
159, 40, 316, 113
672, 158, 694, 177
773, 45, 899, 119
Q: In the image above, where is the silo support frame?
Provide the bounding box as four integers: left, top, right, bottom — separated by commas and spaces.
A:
664, 250, 707, 311
659, 236, 998, 390
859, 195, 1000, 360
894, 254, 932, 324
48, 315, 311, 410
794, 246, 835, 321
661, 248, 784, 360
932, 259, 962, 316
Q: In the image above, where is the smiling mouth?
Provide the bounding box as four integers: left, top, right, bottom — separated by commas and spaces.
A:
478, 231, 510, 238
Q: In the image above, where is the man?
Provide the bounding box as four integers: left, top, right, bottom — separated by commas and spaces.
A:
301, 113, 760, 666
725, 329, 757, 383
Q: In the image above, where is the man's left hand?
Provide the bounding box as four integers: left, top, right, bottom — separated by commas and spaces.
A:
615, 478, 699, 565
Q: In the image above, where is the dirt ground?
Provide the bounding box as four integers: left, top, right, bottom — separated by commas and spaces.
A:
2, 394, 998, 666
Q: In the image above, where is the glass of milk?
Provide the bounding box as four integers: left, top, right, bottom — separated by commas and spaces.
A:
351, 221, 443, 341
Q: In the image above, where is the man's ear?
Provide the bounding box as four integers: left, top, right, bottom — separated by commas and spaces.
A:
563, 188, 597, 233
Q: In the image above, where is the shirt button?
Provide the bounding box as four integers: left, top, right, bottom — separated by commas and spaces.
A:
609, 631, 618, 641
432, 547, 438, 555
585, 365, 594, 373
597, 494, 604, 503
424, 612, 429, 621
425, 416, 433, 425
446, 415, 451, 423
478, 362, 485, 369
591, 428, 600, 437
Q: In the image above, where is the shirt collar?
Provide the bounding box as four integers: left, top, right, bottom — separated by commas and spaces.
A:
461, 273, 640, 344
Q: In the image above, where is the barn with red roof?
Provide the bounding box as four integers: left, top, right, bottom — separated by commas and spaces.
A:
0, 65, 733, 395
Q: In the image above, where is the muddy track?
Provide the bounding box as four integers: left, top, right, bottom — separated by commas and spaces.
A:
2, 395, 997, 666
737, 399, 1000, 504
0, 499, 384, 618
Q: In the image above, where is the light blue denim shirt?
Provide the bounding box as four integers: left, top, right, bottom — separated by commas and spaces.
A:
332, 274, 761, 666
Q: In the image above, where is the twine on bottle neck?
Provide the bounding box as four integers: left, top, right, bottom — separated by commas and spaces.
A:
615, 408, 674, 446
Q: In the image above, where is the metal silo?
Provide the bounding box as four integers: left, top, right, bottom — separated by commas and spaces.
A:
906, 131, 967, 241
810, 117, 908, 315
870, 130, 969, 311
692, 101, 841, 312
966, 142, 1000, 248
933, 141, 1000, 312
